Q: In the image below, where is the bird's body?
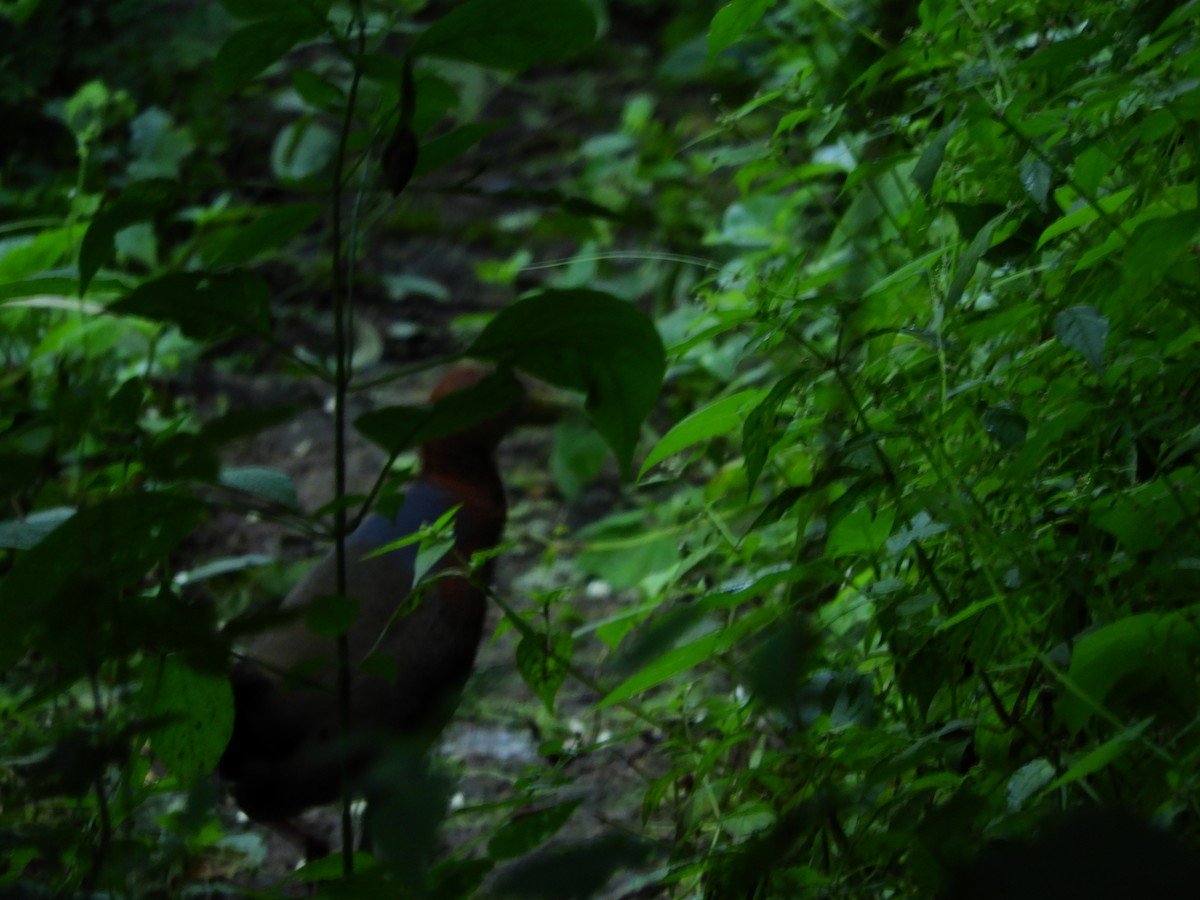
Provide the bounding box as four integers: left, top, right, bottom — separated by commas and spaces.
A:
219, 367, 522, 826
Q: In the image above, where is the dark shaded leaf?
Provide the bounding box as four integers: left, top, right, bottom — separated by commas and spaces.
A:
469, 290, 665, 478
413, 0, 596, 71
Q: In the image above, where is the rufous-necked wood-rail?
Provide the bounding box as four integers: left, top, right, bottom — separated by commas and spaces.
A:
218, 364, 547, 841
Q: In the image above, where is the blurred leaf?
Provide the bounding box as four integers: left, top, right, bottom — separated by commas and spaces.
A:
708, 0, 775, 60
983, 407, 1028, 449
488, 800, 581, 861
111, 270, 271, 341
356, 370, 523, 455
1058, 614, 1161, 734
489, 832, 655, 899
550, 413, 609, 501
640, 388, 765, 480
470, 290, 665, 478
79, 179, 178, 293
911, 122, 956, 197
412, 121, 503, 178
219, 466, 300, 509
306, 593, 360, 638
0, 507, 75, 550
203, 203, 322, 268
1047, 718, 1154, 791
213, 17, 324, 96
947, 210, 1006, 307
516, 630, 572, 714
0, 493, 204, 667
826, 505, 895, 558
413, 0, 596, 71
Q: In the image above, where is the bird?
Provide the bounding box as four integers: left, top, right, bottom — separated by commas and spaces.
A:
218, 363, 543, 850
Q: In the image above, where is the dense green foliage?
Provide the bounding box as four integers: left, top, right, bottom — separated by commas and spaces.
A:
2, 0, 1199, 896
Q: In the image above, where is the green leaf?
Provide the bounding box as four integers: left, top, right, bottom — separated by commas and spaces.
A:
220, 0, 330, 20
1047, 718, 1155, 791
488, 800, 582, 861
1005, 758, 1055, 811
213, 18, 324, 96
0, 507, 75, 550
910, 122, 956, 197
143, 655, 233, 784
356, 370, 524, 455
111, 270, 271, 341
490, 833, 653, 900
291, 69, 345, 112
1121, 209, 1200, 294
743, 371, 805, 493
1058, 614, 1160, 734
412, 121, 504, 178
79, 179, 179, 294
1054, 305, 1108, 374
946, 210, 1006, 307
708, 0, 775, 61
516, 631, 572, 714
0, 493, 204, 668
983, 407, 1028, 449
413, 0, 596, 71
550, 414, 609, 501
1036, 187, 1135, 249
219, 466, 300, 509
469, 290, 665, 478
203, 203, 322, 268
306, 593, 360, 638
826, 506, 895, 558
639, 389, 765, 481
598, 624, 743, 709
1019, 154, 1053, 211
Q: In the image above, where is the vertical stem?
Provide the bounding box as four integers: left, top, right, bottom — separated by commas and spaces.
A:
330, 7, 367, 876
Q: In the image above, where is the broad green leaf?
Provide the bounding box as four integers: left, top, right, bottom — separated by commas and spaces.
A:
1089, 475, 1191, 555
1047, 718, 1155, 791
306, 593, 360, 638
79, 179, 178, 293
946, 210, 1006, 307
516, 631, 572, 714
356, 370, 524, 455
413, 0, 596, 71
708, 0, 775, 61
1019, 154, 1053, 211
143, 655, 233, 784
743, 372, 804, 493
826, 506, 895, 558
413, 121, 504, 178
1005, 758, 1055, 811
488, 800, 582, 861
639, 389, 765, 480
213, 18, 324, 96
489, 833, 653, 899
1121, 209, 1200, 295
0, 493, 204, 668
0, 507, 75, 550
203, 203, 322, 268
1054, 305, 1108, 374
111, 270, 271, 341
271, 119, 337, 181
983, 407, 1028, 448
911, 122, 956, 197
469, 290, 665, 478
1037, 186, 1135, 248
219, 466, 300, 509
1058, 614, 1160, 734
